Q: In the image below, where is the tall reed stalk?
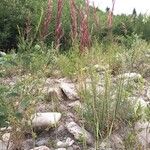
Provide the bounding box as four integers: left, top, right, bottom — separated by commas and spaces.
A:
40, 0, 53, 41
55, 0, 64, 50
70, 0, 78, 43
79, 0, 91, 52
107, 0, 116, 28
93, 3, 100, 31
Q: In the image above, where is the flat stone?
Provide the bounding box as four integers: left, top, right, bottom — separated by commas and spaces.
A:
30, 112, 61, 128
30, 146, 50, 150
55, 148, 66, 150
135, 121, 150, 149
66, 121, 94, 145
60, 83, 79, 100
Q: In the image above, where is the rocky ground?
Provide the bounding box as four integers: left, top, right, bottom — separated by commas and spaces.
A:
0, 69, 150, 150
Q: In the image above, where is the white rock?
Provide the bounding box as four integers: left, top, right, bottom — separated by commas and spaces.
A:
2, 133, 10, 142
60, 83, 79, 100
56, 138, 74, 148
0, 126, 12, 132
0, 51, 6, 57
31, 112, 61, 128
117, 73, 142, 82
135, 121, 150, 149
30, 146, 50, 150
66, 122, 94, 145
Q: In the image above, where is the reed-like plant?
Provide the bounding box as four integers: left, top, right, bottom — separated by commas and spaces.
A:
55, 0, 64, 49
40, 0, 53, 41
79, 0, 91, 52
93, 3, 100, 31
69, 0, 78, 43
107, 0, 116, 28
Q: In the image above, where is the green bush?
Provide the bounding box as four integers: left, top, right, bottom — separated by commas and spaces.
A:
0, 0, 45, 50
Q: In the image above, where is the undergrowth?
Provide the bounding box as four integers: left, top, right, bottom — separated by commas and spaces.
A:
0, 39, 150, 149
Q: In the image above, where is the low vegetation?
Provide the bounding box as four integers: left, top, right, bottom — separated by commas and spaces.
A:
0, 0, 150, 149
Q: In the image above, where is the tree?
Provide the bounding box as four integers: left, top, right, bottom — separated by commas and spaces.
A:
106, 7, 110, 13
132, 8, 137, 18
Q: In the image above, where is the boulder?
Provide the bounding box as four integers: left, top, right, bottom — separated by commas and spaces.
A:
66, 121, 94, 145
2, 133, 10, 142
60, 83, 79, 100
30, 112, 61, 128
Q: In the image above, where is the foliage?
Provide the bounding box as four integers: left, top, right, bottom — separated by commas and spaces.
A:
0, 0, 46, 50
0, 0, 150, 51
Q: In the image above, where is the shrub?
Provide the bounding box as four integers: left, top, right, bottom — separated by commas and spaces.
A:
0, 0, 46, 50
